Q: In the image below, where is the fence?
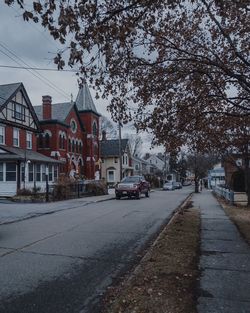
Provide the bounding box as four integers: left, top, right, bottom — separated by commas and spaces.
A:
49, 180, 107, 201
213, 186, 248, 206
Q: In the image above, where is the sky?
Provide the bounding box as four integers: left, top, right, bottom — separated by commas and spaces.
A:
0, 2, 162, 154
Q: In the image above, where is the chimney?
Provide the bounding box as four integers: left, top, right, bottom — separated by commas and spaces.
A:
102, 130, 107, 141
42, 95, 52, 119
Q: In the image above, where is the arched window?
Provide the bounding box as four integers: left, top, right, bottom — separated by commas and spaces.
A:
72, 139, 75, 153
93, 121, 97, 136
68, 138, 71, 152
45, 133, 50, 148
79, 142, 82, 154
38, 134, 43, 148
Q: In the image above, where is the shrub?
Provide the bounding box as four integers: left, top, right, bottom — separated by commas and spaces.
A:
85, 181, 108, 196
17, 188, 33, 196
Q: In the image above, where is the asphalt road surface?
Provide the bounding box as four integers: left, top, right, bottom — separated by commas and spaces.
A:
0, 188, 191, 313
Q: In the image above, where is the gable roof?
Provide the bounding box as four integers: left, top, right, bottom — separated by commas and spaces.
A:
101, 139, 129, 157
34, 100, 86, 131
0, 83, 22, 108
0, 82, 40, 130
75, 83, 100, 116
132, 155, 148, 164
34, 102, 74, 122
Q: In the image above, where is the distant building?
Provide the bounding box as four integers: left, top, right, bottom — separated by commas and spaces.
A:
132, 155, 150, 176
100, 135, 133, 186
208, 163, 225, 189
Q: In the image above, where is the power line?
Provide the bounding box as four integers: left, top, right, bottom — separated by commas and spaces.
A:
0, 42, 71, 100
0, 64, 77, 72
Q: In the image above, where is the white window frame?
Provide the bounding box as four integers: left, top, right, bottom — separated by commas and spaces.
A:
13, 128, 20, 147
108, 170, 115, 182
26, 132, 32, 149
0, 125, 5, 145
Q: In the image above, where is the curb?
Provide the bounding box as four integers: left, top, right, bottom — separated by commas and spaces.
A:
127, 193, 193, 278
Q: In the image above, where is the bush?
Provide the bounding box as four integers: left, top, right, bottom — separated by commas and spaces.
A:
52, 176, 72, 200
85, 181, 108, 196
17, 188, 33, 196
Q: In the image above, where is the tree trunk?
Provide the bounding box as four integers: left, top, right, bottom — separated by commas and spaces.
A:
195, 178, 199, 193
244, 155, 250, 206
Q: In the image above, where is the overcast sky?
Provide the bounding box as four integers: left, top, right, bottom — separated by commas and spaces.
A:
0, 2, 162, 154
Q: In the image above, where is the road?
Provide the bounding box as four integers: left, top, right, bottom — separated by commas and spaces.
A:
0, 188, 191, 313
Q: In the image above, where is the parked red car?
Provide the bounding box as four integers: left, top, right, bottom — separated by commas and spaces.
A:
115, 176, 150, 199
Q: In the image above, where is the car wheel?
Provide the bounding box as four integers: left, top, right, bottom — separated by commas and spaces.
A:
145, 190, 150, 197
136, 191, 141, 199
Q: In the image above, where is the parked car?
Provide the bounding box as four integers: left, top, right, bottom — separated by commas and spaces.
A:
115, 176, 150, 199
173, 182, 182, 189
163, 181, 174, 191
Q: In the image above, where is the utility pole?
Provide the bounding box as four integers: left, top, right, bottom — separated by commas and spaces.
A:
118, 107, 123, 181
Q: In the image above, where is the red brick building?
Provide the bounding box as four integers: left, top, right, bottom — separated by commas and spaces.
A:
34, 83, 101, 179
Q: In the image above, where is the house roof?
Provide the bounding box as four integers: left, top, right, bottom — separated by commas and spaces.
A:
0, 82, 40, 131
0, 145, 62, 163
34, 102, 74, 123
132, 155, 148, 165
0, 82, 22, 108
101, 139, 129, 157
75, 83, 100, 115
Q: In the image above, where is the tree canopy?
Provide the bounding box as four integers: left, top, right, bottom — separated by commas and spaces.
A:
5, 1, 250, 150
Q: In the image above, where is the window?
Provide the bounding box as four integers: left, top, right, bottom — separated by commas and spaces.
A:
12, 103, 25, 121
135, 164, 139, 170
13, 128, 20, 147
49, 165, 53, 181
68, 139, 71, 152
6, 163, 16, 181
0, 126, 5, 144
26, 132, 32, 149
28, 163, 33, 182
72, 140, 75, 153
114, 157, 118, 163
125, 155, 128, 165
41, 164, 46, 181
38, 134, 43, 148
0, 163, 3, 181
45, 133, 50, 148
36, 164, 41, 181
93, 121, 97, 136
70, 119, 77, 133
108, 170, 115, 182
59, 134, 66, 149
54, 166, 58, 181
79, 142, 82, 154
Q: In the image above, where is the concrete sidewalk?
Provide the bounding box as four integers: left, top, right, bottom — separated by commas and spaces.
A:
193, 190, 250, 313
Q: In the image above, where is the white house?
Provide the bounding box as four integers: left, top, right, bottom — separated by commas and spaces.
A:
100, 137, 133, 186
